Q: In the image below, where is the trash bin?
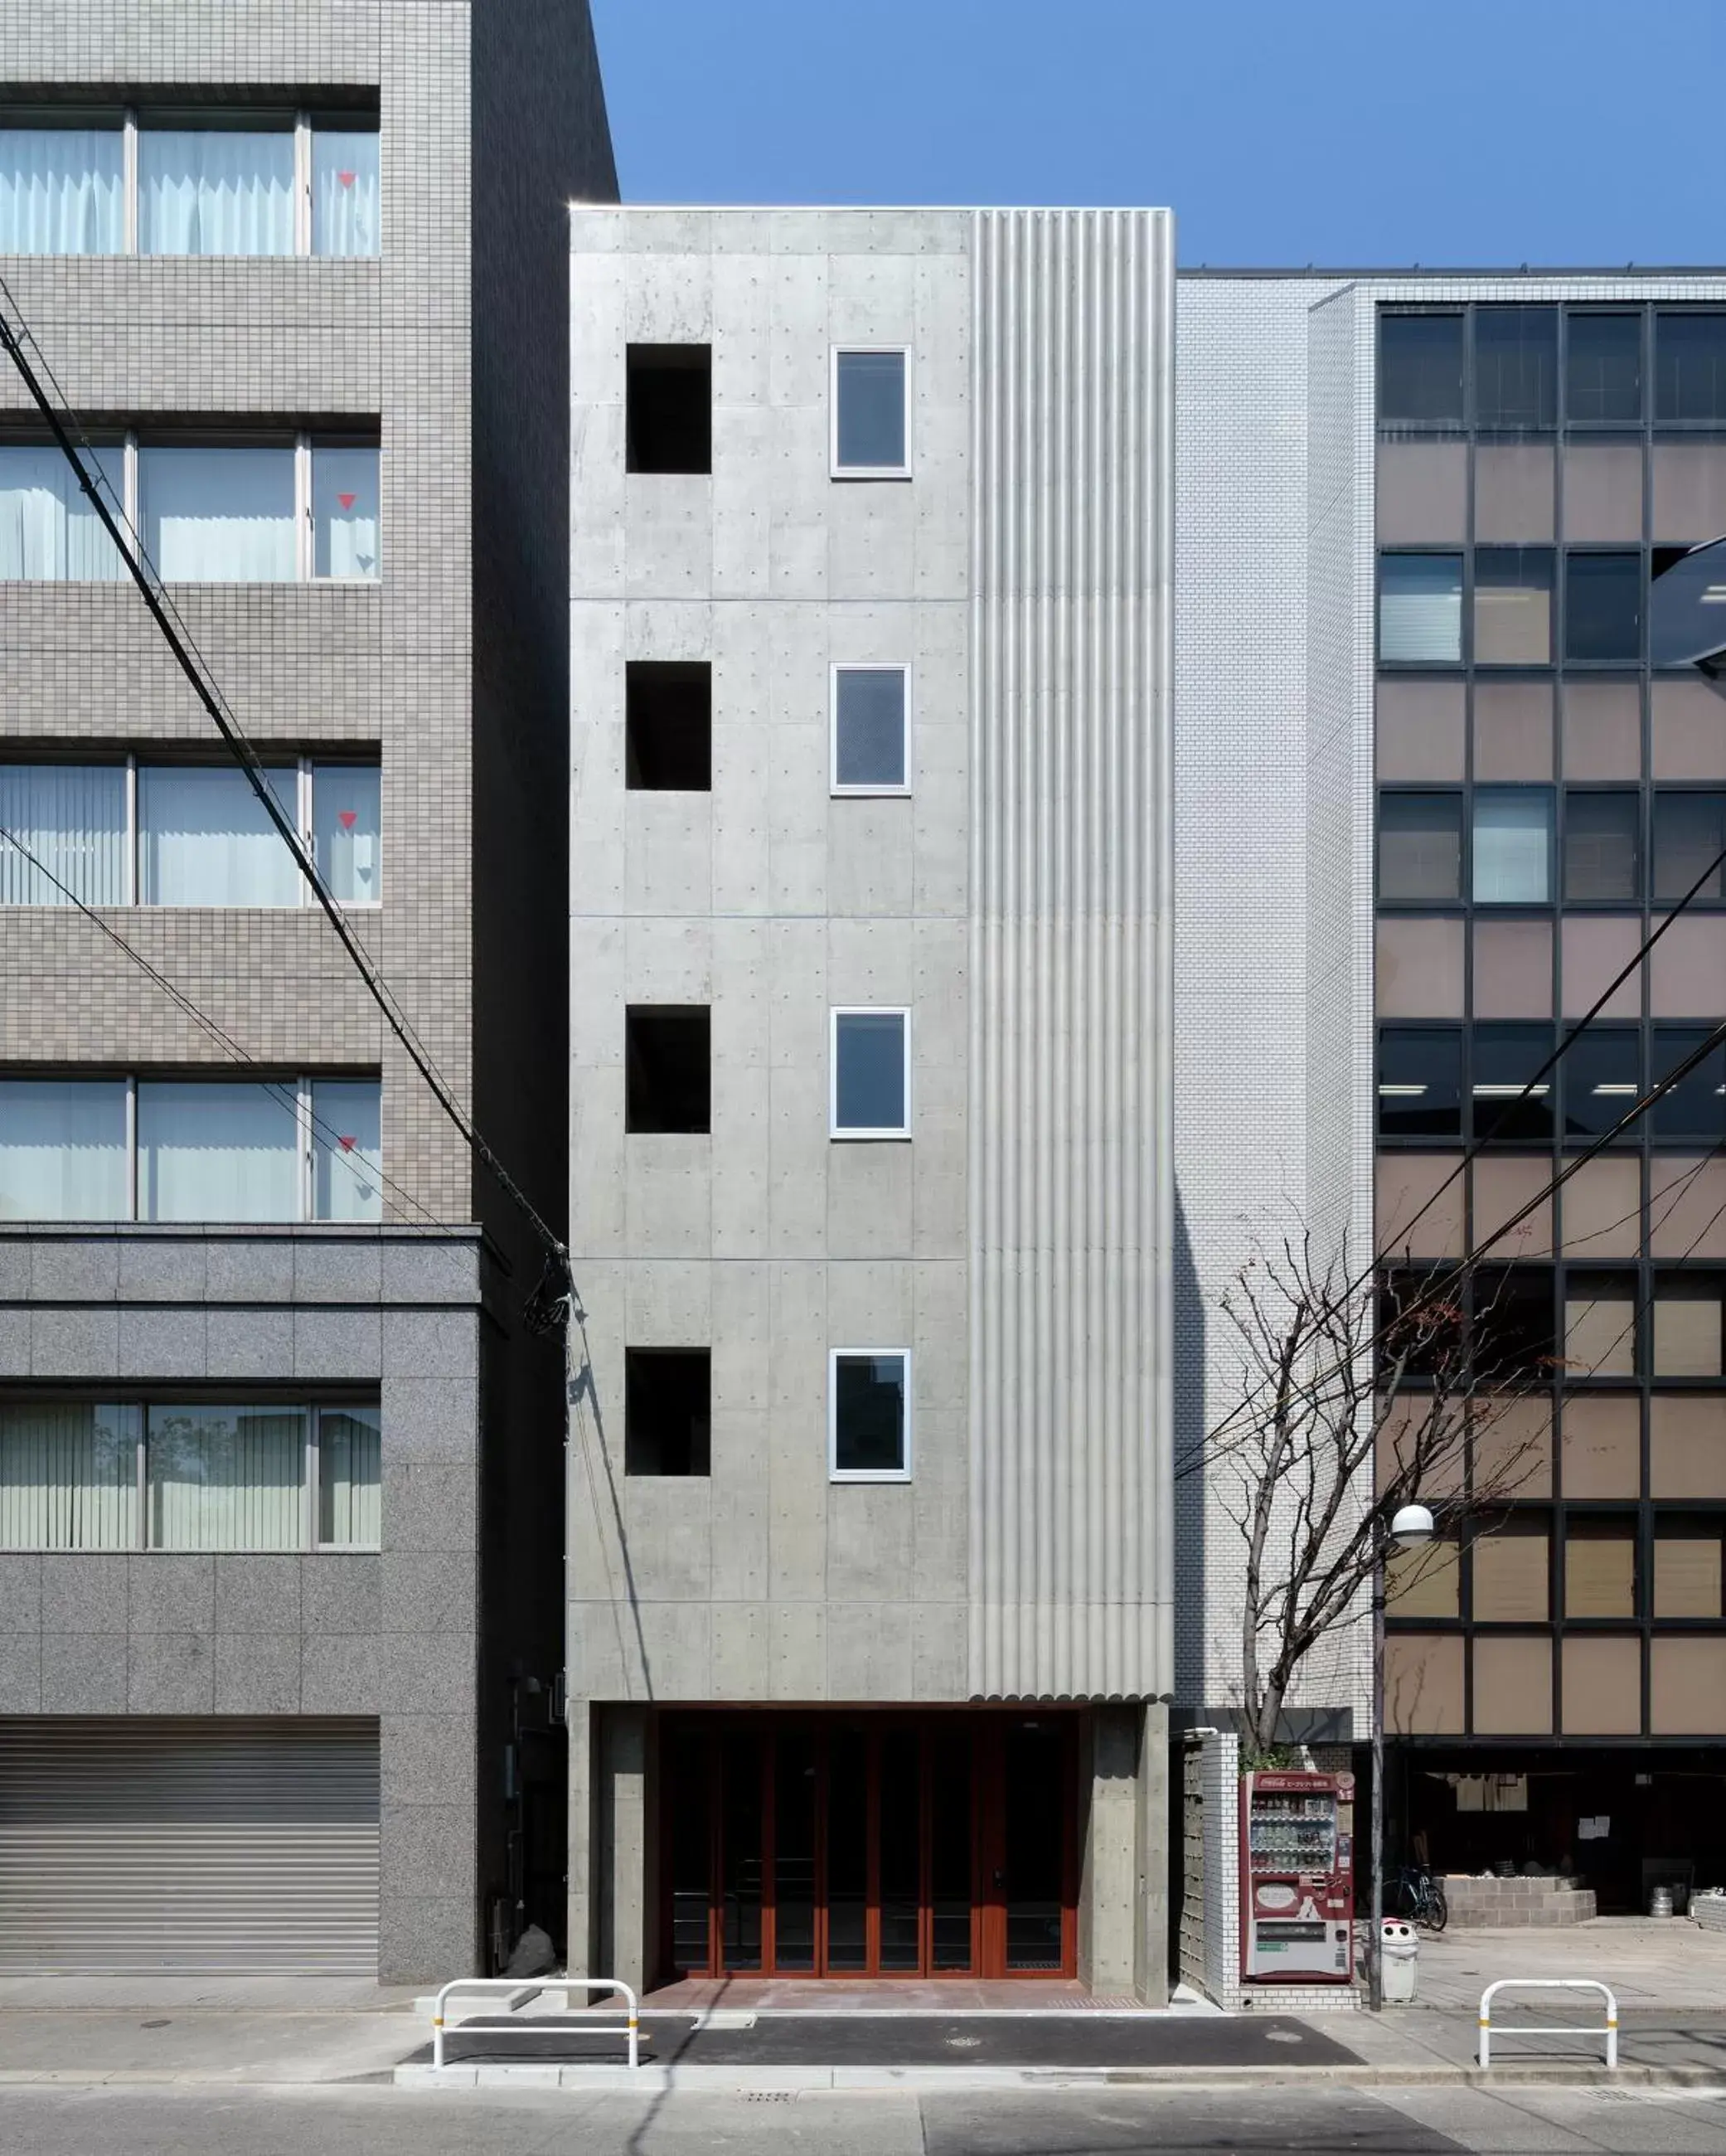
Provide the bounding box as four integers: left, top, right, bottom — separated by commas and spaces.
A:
1380, 1918, 1419, 2003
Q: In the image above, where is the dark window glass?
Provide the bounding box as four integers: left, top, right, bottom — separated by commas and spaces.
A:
1379, 1268, 1464, 1379
1567, 313, 1643, 425
1564, 552, 1642, 663
624, 1348, 711, 1476
1561, 1028, 1641, 1139
1379, 313, 1464, 426
1379, 791, 1462, 901
1564, 791, 1640, 901
1379, 1027, 1462, 1139
1476, 306, 1557, 428
1653, 792, 1726, 901
832, 1352, 908, 1475
1472, 1265, 1556, 1383
834, 350, 907, 470
1656, 313, 1726, 424
1652, 1027, 1726, 1141
1471, 1023, 1555, 1144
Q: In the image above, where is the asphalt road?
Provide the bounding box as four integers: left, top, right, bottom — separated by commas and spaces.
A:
2, 2084, 1725, 2156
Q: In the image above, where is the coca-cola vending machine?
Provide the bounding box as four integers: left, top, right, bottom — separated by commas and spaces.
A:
1239, 1769, 1355, 1983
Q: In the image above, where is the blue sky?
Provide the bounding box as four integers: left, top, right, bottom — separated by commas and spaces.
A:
589, 0, 1726, 267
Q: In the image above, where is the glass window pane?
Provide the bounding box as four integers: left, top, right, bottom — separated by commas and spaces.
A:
832, 1352, 908, 1475
1653, 792, 1726, 901
312, 1080, 381, 1222
834, 351, 906, 470
1562, 1028, 1641, 1139
1565, 1271, 1639, 1378
1472, 1266, 1555, 1382
1378, 792, 1462, 901
313, 763, 381, 903
137, 765, 300, 906
833, 668, 907, 789
312, 444, 380, 580
0, 444, 125, 580
318, 1406, 380, 1546
137, 1080, 302, 1221
1564, 553, 1642, 663
1379, 555, 1462, 662
146, 1404, 304, 1551
1379, 314, 1463, 425
1473, 546, 1554, 664
1471, 1024, 1554, 1144
1475, 306, 1557, 428
138, 127, 293, 256
1565, 1522, 1639, 1618
0, 1078, 127, 1220
0, 764, 127, 904
1473, 789, 1554, 903
833, 1011, 907, 1133
138, 447, 296, 582
311, 128, 379, 258
1568, 313, 1642, 425
0, 1400, 136, 1550
1563, 791, 1639, 901
1656, 313, 1726, 425
0, 124, 123, 254
1378, 1027, 1462, 1139
1654, 1277, 1724, 1378
1652, 1027, 1726, 1141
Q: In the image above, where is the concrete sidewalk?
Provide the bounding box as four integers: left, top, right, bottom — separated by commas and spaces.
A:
1402, 1918, 1726, 2010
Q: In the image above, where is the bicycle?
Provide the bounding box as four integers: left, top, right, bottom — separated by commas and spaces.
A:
1396, 1863, 1449, 1932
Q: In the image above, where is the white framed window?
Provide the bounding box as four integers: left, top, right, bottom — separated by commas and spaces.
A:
830, 347, 911, 478
0, 1396, 381, 1551
831, 663, 911, 794
0, 756, 381, 907
828, 1349, 912, 1483
830, 1007, 910, 1139
0, 1075, 381, 1223
0, 109, 379, 258
0, 435, 381, 585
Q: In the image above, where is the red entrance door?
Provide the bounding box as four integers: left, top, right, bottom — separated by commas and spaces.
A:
660, 1712, 1076, 1981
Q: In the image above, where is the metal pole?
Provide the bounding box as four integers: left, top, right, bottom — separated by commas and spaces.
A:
1370, 1522, 1384, 2013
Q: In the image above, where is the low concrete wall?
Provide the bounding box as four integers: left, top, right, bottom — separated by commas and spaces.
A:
1442, 1875, 1597, 1927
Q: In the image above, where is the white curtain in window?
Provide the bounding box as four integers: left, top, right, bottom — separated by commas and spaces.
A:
0, 1078, 128, 1220
313, 764, 381, 902
312, 1080, 382, 1222
138, 129, 293, 256
1474, 795, 1553, 904
1379, 558, 1463, 663
147, 1405, 304, 1551
137, 765, 299, 906
318, 1408, 381, 1545
0, 764, 127, 904
0, 444, 125, 580
0, 1401, 138, 1550
311, 446, 380, 579
311, 129, 380, 258
0, 128, 124, 254
137, 447, 296, 583
136, 1081, 301, 1221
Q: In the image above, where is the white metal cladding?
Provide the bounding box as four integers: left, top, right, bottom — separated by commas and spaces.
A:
0, 1717, 379, 1974
967, 207, 1176, 1701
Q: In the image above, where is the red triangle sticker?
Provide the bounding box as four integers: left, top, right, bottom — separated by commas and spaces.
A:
338, 1134, 356, 1151
337, 492, 356, 511
337, 809, 358, 830
338, 171, 356, 187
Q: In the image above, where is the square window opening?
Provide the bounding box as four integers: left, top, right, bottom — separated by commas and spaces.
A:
1564, 551, 1643, 665
626, 662, 711, 790
626, 345, 711, 475
1379, 791, 1462, 902
1564, 790, 1640, 902
1561, 1027, 1641, 1140
1378, 1026, 1462, 1139
625, 1005, 710, 1134
1475, 306, 1558, 430
625, 1348, 710, 1475
1379, 554, 1463, 663
830, 1349, 910, 1479
1568, 313, 1643, 425
1379, 313, 1464, 428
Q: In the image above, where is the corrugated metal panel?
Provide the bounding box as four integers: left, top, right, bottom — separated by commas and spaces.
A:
0, 1717, 378, 1974
967, 208, 1176, 1702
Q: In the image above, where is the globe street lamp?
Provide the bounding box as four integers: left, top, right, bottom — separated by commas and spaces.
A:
1370, 1501, 1435, 2011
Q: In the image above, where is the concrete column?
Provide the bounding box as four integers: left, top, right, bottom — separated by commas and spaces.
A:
1077, 1702, 1171, 2003
566, 1702, 596, 1975
594, 1706, 657, 1993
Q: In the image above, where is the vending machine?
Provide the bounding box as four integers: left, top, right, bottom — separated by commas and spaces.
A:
1239, 1769, 1355, 1983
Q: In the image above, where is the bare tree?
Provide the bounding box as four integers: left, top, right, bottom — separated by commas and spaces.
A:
1199, 1226, 1547, 1765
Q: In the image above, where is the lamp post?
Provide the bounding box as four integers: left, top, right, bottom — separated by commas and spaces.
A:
1370, 1500, 1435, 2012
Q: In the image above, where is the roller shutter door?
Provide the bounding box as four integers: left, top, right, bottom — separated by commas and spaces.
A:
0, 1717, 379, 1974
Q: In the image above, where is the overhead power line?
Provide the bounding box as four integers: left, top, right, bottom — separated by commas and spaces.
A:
0, 282, 567, 1301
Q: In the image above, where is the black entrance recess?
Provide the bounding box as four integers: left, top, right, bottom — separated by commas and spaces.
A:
661, 1712, 1076, 1980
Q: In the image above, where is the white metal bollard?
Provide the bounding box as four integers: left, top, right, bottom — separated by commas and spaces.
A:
1477, 1979, 1617, 2071
430, 1975, 641, 2071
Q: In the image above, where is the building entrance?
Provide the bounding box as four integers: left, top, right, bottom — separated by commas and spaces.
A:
661, 1711, 1076, 1980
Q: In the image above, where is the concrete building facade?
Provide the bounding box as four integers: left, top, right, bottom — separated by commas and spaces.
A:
567, 205, 1176, 1996
0, 0, 614, 1979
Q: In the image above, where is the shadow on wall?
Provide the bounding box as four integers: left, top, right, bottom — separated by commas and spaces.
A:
1172, 1187, 1206, 1702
